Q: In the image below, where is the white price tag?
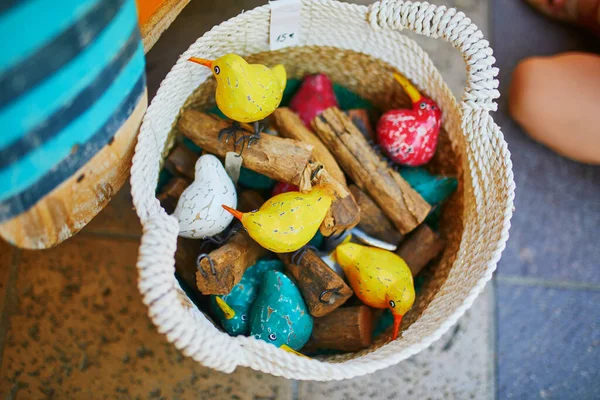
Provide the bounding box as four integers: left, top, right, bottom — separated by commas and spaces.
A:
225, 152, 242, 186
269, 0, 301, 51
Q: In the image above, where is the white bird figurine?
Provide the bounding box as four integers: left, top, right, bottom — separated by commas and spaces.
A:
173, 154, 237, 239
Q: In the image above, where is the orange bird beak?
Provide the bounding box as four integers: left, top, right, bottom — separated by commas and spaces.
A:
393, 72, 422, 104
222, 205, 244, 221
188, 57, 213, 68
391, 314, 403, 341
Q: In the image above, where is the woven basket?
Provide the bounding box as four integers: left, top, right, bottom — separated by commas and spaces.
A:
131, 0, 514, 380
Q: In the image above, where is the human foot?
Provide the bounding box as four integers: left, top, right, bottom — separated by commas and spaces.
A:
525, 0, 600, 32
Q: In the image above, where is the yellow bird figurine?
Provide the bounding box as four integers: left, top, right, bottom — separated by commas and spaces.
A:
222, 186, 332, 253
333, 243, 415, 341
188, 54, 287, 148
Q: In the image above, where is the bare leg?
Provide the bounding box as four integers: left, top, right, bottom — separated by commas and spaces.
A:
525, 0, 600, 32
509, 52, 600, 164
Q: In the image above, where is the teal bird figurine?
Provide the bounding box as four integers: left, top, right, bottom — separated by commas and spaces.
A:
399, 167, 458, 229
211, 259, 284, 336
399, 167, 458, 207
250, 270, 313, 352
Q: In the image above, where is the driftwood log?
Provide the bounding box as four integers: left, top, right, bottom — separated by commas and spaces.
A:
272, 108, 346, 185
279, 250, 353, 317
349, 185, 403, 245
195, 191, 268, 295
237, 189, 265, 213
312, 107, 430, 234
164, 143, 198, 180
311, 306, 373, 352
157, 176, 190, 214
396, 224, 445, 276
272, 108, 360, 236
178, 109, 314, 187
346, 109, 375, 142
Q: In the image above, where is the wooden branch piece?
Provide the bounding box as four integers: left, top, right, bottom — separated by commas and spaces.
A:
272, 108, 346, 185
309, 166, 360, 236
349, 185, 403, 244
164, 144, 198, 180
279, 249, 353, 317
237, 190, 265, 213
196, 230, 269, 295
311, 306, 373, 351
157, 176, 190, 214
396, 224, 445, 276
346, 109, 375, 142
175, 237, 203, 297
312, 107, 430, 234
178, 109, 314, 186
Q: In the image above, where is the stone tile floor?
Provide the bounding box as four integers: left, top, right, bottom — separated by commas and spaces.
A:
1, 0, 599, 399
492, 0, 600, 399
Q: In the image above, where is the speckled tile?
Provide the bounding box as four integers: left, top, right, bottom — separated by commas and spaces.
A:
298, 285, 495, 400
0, 236, 291, 400
497, 283, 600, 399
492, 0, 600, 285
83, 183, 142, 238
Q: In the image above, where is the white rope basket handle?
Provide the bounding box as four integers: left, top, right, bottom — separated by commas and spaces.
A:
368, 0, 500, 113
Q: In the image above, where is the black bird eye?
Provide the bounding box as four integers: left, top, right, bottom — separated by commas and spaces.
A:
214, 66, 220, 75
389, 300, 396, 308
241, 314, 247, 321
268, 333, 277, 341
419, 102, 427, 110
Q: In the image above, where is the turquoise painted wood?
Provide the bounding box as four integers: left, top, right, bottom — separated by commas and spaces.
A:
399, 167, 458, 206
250, 270, 313, 351
0, 0, 146, 222
210, 259, 284, 336
399, 167, 458, 228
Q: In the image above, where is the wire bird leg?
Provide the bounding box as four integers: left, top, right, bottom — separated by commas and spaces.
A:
291, 245, 319, 265
218, 121, 243, 147
196, 253, 216, 277
319, 287, 342, 304
198, 227, 240, 252
310, 165, 324, 181
235, 121, 262, 156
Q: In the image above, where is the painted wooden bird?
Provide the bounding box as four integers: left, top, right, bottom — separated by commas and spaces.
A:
333, 243, 415, 340
210, 259, 283, 336
250, 270, 313, 352
377, 73, 442, 166
188, 54, 286, 148
222, 186, 332, 253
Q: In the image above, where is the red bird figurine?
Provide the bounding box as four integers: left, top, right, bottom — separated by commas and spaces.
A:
271, 182, 298, 197
377, 73, 442, 166
290, 73, 338, 127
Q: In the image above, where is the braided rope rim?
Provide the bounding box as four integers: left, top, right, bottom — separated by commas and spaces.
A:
130, 0, 514, 380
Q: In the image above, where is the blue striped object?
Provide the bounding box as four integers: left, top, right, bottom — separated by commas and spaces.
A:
0, 0, 146, 223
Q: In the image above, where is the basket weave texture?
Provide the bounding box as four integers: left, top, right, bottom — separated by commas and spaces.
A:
130, 0, 514, 380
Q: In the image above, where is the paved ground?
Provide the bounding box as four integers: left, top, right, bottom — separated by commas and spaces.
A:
492, 1, 600, 399
0, 0, 599, 399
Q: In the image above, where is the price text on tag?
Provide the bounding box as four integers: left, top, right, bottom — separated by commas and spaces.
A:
269, 0, 301, 51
